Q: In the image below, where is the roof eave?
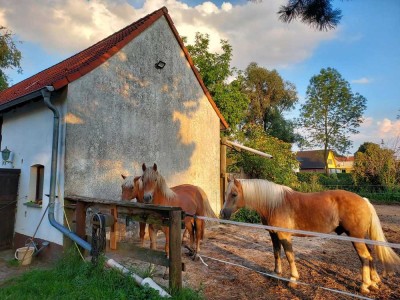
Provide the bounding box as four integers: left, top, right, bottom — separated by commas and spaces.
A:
0, 89, 43, 113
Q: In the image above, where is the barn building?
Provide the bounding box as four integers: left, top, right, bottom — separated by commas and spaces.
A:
0, 7, 228, 256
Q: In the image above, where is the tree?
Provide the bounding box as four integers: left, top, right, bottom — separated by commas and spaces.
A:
244, 62, 297, 125
298, 67, 366, 173
353, 142, 399, 188
243, 62, 298, 139
277, 0, 342, 31
229, 124, 299, 186
0, 26, 22, 90
185, 33, 248, 129
263, 107, 300, 143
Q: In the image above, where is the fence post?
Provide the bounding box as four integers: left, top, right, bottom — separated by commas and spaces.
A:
168, 209, 182, 294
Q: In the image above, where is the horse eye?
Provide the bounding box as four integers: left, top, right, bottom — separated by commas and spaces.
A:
232, 193, 238, 198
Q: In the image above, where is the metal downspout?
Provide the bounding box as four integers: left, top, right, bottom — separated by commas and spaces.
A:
41, 86, 91, 251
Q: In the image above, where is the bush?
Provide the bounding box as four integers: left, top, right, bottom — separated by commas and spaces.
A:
231, 207, 261, 223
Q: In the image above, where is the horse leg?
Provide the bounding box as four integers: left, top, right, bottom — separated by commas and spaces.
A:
367, 244, 380, 289
139, 222, 146, 247
148, 224, 158, 250
269, 232, 282, 275
163, 226, 170, 257
278, 233, 299, 288
352, 242, 374, 294
193, 218, 204, 260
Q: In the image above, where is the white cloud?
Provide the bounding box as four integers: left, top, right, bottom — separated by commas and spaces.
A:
351, 77, 372, 84
350, 117, 400, 152
0, 0, 337, 70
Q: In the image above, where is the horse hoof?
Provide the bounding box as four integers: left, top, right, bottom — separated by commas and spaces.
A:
369, 283, 379, 292
288, 281, 298, 289
360, 286, 370, 295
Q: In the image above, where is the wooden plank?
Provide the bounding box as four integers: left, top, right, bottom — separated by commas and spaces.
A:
110, 206, 118, 250
169, 210, 182, 294
65, 195, 181, 211
75, 201, 86, 239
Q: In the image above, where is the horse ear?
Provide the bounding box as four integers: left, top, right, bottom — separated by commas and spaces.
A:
142, 163, 146, 171
134, 176, 140, 183
121, 174, 127, 180
153, 163, 157, 171
233, 177, 239, 185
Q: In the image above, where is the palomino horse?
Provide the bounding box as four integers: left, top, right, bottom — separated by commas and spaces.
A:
121, 175, 157, 248
141, 163, 217, 258
121, 173, 197, 253
221, 178, 400, 294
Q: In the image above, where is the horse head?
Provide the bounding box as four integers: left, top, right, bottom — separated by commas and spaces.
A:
141, 163, 159, 204
121, 174, 142, 201
220, 178, 244, 219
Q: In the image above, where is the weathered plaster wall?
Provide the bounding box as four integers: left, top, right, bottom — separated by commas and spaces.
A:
65, 16, 221, 213
1, 98, 67, 246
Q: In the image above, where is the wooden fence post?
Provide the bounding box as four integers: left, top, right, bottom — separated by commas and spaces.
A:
110, 205, 118, 250
168, 209, 182, 294
220, 137, 227, 208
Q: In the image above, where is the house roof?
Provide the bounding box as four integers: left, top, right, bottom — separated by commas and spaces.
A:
335, 156, 354, 162
296, 150, 329, 169
0, 6, 229, 129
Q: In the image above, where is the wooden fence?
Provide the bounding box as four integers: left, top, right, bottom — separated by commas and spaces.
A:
64, 195, 184, 293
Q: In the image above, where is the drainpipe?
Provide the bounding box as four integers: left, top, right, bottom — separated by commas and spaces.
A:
41, 86, 91, 251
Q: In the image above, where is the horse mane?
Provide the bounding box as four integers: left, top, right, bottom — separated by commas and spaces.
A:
143, 168, 176, 200
122, 176, 135, 189
239, 179, 292, 212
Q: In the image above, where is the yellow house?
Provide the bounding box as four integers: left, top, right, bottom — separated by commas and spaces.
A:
296, 150, 353, 173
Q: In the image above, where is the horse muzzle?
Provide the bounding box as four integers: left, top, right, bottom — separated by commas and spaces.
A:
220, 208, 232, 220
143, 193, 153, 204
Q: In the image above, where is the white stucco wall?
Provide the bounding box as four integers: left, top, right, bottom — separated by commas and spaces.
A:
65, 16, 222, 212
1, 99, 67, 246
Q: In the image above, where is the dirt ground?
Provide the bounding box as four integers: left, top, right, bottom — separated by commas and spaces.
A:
1, 204, 399, 299
113, 204, 400, 300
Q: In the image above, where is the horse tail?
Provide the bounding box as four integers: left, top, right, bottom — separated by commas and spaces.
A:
197, 186, 217, 219
195, 186, 217, 240
365, 198, 400, 274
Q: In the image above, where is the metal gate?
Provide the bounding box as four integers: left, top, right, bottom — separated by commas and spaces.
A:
0, 168, 20, 250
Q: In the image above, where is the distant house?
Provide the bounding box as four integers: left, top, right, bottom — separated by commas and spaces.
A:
334, 155, 355, 173
0, 7, 228, 257
296, 150, 354, 173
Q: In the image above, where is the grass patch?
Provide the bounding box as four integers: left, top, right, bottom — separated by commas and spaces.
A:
0, 249, 203, 300
6, 259, 20, 267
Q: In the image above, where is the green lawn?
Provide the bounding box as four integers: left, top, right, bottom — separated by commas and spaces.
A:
0, 251, 203, 300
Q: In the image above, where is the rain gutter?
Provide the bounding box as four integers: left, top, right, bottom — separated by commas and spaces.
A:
41, 86, 92, 251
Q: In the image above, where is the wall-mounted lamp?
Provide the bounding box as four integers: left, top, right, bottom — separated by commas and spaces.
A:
155, 60, 166, 69
1, 147, 13, 166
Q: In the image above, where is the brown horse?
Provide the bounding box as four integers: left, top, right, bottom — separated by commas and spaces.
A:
221, 178, 400, 294
121, 175, 156, 248
141, 163, 217, 258
121, 173, 194, 252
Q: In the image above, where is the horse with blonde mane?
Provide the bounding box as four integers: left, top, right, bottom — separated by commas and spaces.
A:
141, 163, 217, 259
221, 178, 400, 294
121, 175, 158, 248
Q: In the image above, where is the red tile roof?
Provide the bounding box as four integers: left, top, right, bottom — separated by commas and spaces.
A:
335, 156, 354, 162
0, 6, 228, 129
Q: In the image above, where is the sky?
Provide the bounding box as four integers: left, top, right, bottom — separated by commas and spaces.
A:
1, 0, 399, 154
